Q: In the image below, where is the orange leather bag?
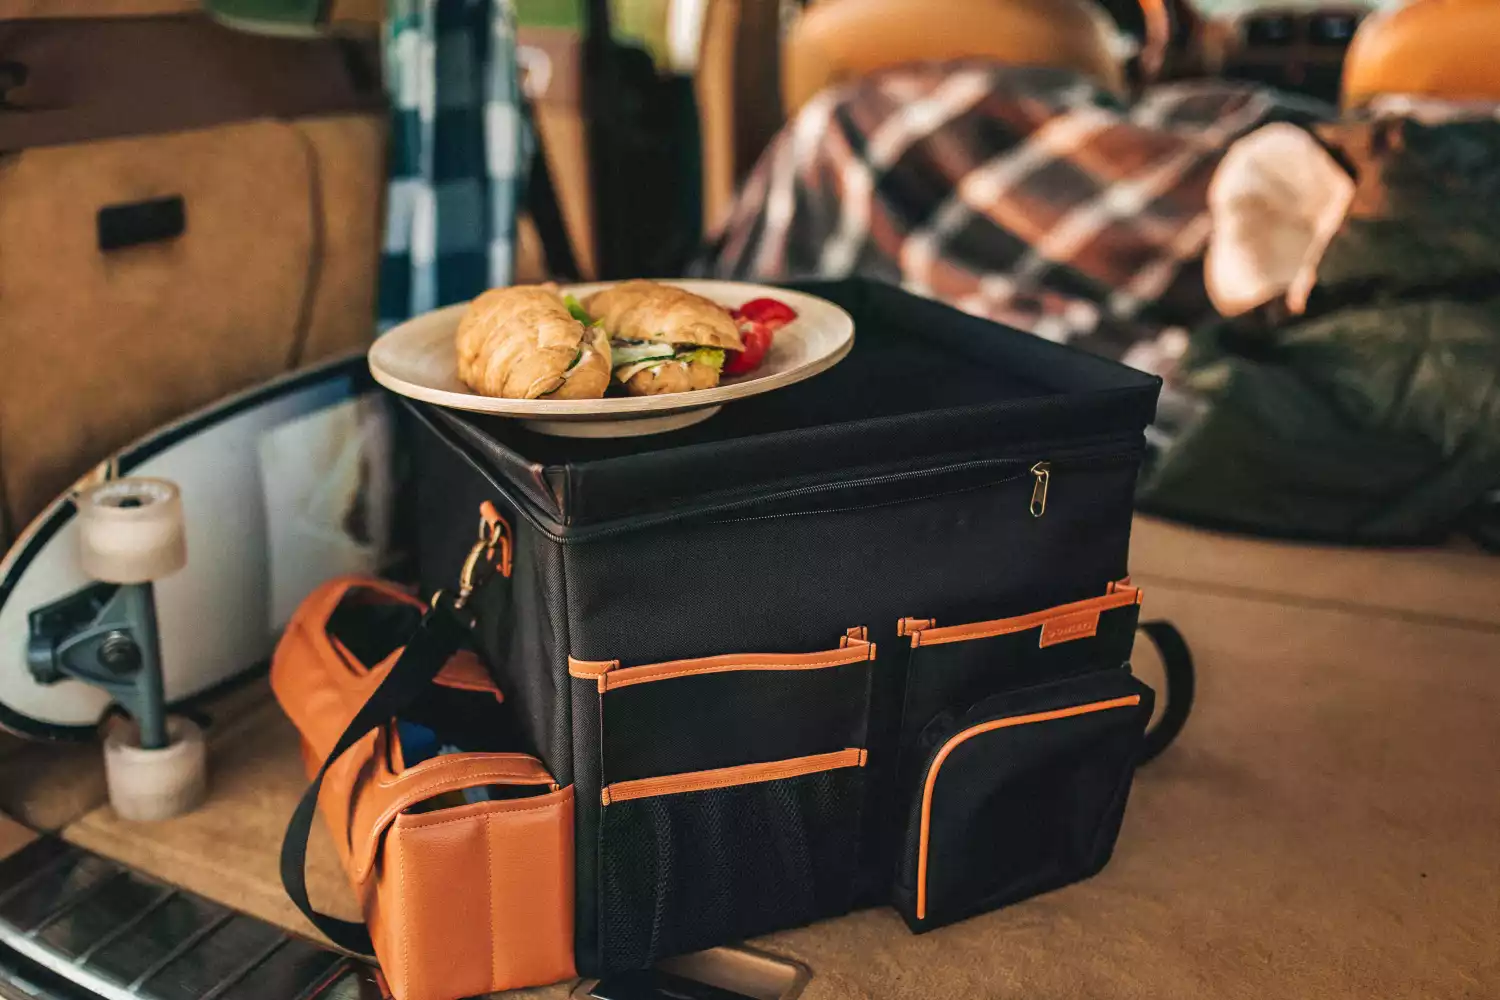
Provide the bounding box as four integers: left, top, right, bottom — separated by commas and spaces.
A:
271, 575, 577, 1000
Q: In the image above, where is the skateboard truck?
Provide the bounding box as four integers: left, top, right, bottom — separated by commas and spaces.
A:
24, 478, 206, 820
27, 580, 168, 750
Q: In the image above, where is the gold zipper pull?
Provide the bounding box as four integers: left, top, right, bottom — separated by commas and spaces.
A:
1029, 461, 1050, 518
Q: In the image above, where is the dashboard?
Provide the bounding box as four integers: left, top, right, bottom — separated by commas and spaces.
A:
1202, 5, 1374, 102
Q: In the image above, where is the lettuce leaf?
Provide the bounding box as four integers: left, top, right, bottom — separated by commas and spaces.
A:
676, 347, 725, 372
563, 295, 594, 325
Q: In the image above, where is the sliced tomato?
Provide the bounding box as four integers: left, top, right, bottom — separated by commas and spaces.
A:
735, 297, 798, 331
723, 319, 773, 376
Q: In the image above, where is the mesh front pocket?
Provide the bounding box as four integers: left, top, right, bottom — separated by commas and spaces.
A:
598, 753, 866, 971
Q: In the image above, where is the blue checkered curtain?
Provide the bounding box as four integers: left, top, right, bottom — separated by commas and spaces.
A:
379, 0, 529, 328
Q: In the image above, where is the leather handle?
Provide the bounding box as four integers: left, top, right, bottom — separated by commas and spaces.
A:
347, 750, 556, 882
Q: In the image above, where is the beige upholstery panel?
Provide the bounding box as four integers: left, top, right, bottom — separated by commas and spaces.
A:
293, 114, 386, 366
0, 115, 379, 540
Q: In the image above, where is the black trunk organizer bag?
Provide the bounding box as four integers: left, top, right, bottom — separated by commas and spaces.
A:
404, 279, 1164, 975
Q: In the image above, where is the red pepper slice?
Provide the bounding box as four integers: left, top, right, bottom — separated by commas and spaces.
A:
735, 298, 798, 331
722, 319, 773, 376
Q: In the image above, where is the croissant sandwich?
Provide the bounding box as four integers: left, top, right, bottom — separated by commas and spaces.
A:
455, 284, 612, 399
581, 280, 745, 396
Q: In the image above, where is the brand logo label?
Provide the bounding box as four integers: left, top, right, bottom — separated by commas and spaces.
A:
1038, 611, 1101, 647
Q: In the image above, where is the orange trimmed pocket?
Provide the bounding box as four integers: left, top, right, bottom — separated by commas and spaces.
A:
597, 744, 868, 971
893, 669, 1152, 932
901, 582, 1141, 649
579, 632, 877, 787
894, 582, 1145, 797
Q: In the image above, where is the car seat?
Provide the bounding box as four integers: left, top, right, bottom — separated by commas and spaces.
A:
1343, 0, 1500, 107
781, 0, 1127, 117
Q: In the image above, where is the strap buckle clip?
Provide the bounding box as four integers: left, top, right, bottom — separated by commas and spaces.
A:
435, 502, 513, 611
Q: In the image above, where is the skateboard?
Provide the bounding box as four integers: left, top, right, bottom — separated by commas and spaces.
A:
0, 351, 394, 744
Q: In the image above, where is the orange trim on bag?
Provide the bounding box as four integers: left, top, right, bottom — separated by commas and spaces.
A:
600, 748, 867, 806
913, 695, 1142, 920
595, 637, 875, 694
568, 657, 619, 690
897, 618, 935, 637
478, 501, 514, 578
905, 585, 1142, 648
1038, 609, 1101, 648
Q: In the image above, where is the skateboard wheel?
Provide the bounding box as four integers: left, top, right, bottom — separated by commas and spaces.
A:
76, 478, 187, 584
103, 716, 207, 821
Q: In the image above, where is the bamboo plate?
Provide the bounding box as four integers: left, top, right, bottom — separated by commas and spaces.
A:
368, 280, 855, 437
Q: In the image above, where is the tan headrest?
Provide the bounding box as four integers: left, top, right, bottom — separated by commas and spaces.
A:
1343, 0, 1500, 107
782, 0, 1126, 117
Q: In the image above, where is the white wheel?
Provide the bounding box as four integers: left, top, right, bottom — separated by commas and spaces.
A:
102, 716, 207, 821
75, 477, 187, 583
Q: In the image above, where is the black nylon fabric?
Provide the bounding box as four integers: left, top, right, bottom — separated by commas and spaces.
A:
601, 660, 872, 785
413, 436, 574, 782
598, 766, 864, 970
559, 449, 1141, 667
571, 673, 603, 968
893, 670, 1153, 932
407, 279, 1165, 975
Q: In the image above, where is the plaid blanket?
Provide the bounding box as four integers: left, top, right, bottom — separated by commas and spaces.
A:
380, 0, 527, 328
699, 62, 1329, 383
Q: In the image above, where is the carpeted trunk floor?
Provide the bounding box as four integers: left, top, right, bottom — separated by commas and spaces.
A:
41, 523, 1500, 999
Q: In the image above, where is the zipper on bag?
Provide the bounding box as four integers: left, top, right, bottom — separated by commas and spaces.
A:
912, 695, 1142, 921
1029, 461, 1050, 517
417, 392, 1144, 542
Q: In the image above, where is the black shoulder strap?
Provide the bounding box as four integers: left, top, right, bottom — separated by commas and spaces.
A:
1136, 620, 1196, 764
279, 599, 473, 954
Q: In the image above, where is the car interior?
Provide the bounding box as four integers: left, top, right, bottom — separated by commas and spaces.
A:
0, 2, 1496, 1000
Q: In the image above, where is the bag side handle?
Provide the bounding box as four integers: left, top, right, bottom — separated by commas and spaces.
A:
346, 750, 557, 883
1136, 620, 1195, 764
